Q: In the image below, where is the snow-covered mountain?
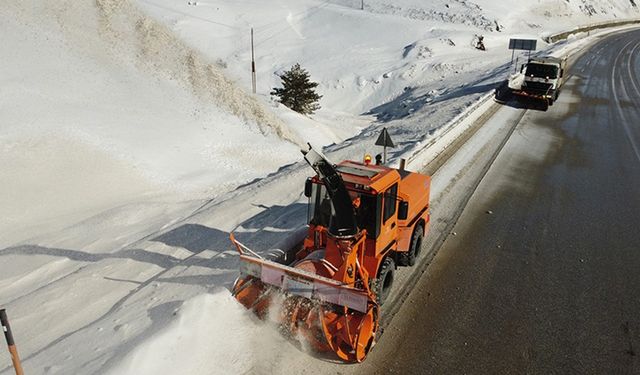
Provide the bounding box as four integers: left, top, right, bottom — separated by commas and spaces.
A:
0, 1, 638, 374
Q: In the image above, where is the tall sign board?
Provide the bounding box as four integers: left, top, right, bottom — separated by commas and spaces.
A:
508, 38, 537, 71
508, 39, 537, 51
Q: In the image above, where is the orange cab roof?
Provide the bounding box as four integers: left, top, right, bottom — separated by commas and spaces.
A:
335, 160, 399, 193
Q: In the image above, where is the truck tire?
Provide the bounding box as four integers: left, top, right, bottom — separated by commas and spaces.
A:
406, 225, 424, 267
549, 90, 558, 106
372, 257, 395, 305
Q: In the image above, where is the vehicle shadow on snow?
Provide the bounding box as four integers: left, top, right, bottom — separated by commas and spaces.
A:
365, 65, 512, 123
151, 202, 308, 262
367, 81, 500, 122
0, 203, 314, 367
0, 245, 187, 269
154, 223, 232, 254
0, 203, 308, 291
0, 242, 242, 296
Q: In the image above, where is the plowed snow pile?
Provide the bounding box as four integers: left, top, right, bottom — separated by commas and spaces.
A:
106, 291, 296, 375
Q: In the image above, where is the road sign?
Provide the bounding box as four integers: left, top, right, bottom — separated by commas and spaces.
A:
509, 38, 537, 51
375, 128, 395, 164
375, 127, 395, 148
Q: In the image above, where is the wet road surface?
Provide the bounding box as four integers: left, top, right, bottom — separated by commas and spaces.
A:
355, 29, 640, 374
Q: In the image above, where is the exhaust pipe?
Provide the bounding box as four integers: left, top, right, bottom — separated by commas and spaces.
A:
399, 158, 406, 172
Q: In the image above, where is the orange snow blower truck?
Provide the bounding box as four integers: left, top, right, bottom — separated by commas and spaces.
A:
230, 145, 430, 362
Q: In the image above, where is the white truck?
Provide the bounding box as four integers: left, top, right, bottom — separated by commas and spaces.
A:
510, 56, 567, 109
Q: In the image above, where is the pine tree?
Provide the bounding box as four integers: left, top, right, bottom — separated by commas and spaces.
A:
271, 63, 322, 115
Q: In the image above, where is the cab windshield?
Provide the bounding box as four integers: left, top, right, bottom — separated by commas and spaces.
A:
308, 183, 381, 238
525, 63, 559, 79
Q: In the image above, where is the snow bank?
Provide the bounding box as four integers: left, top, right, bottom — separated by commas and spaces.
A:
0, 1, 306, 246
94, 0, 301, 146
106, 291, 295, 375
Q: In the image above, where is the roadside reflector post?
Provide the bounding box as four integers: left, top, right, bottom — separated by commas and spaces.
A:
1, 309, 24, 375
251, 28, 257, 94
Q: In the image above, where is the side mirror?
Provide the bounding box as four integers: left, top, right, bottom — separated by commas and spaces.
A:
304, 178, 313, 198
398, 201, 409, 220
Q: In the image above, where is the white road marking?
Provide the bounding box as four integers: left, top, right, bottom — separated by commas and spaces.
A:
611, 39, 640, 164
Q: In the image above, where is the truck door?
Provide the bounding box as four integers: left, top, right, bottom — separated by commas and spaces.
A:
378, 183, 399, 255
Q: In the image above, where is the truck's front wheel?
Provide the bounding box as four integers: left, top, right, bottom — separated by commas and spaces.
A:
373, 257, 395, 305
549, 90, 559, 106
406, 225, 424, 266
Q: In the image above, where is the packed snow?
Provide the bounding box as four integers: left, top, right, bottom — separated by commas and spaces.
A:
1, 0, 638, 374
105, 291, 297, 375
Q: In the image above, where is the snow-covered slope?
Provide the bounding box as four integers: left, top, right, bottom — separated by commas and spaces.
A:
0, 0, 304, 247
1, 1, 638, 374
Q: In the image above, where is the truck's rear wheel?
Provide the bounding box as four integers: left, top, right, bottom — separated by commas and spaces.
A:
406, 225, 424, 267
373, 257, 395, 305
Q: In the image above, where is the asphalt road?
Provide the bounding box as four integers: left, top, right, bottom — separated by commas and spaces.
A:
354, 29, 640, 374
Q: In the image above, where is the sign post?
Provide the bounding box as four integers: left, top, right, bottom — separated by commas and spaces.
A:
375, 127, 395, 164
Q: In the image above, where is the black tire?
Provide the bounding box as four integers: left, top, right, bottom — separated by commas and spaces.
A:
542, 100, 549, 111
549, 90, 559, 106
372, 257, 395, 305
406, 225, 424, 267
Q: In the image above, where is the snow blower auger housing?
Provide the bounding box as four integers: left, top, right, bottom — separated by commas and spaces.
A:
231, 145, 431, 362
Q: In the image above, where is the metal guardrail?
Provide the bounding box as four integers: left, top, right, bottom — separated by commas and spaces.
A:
544, 18, 640, 43
405, 92, 494, 166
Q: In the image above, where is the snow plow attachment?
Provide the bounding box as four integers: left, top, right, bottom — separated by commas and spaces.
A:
230, 144, 433, 362
231, 233, 379, 362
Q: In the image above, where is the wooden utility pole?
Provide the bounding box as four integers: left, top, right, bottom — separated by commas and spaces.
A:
361, 0, 364, 10
251, 28, 257, 94
1, 309, 24, 375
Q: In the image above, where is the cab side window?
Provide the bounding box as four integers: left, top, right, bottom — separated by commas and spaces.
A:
383, 183, 398, 223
